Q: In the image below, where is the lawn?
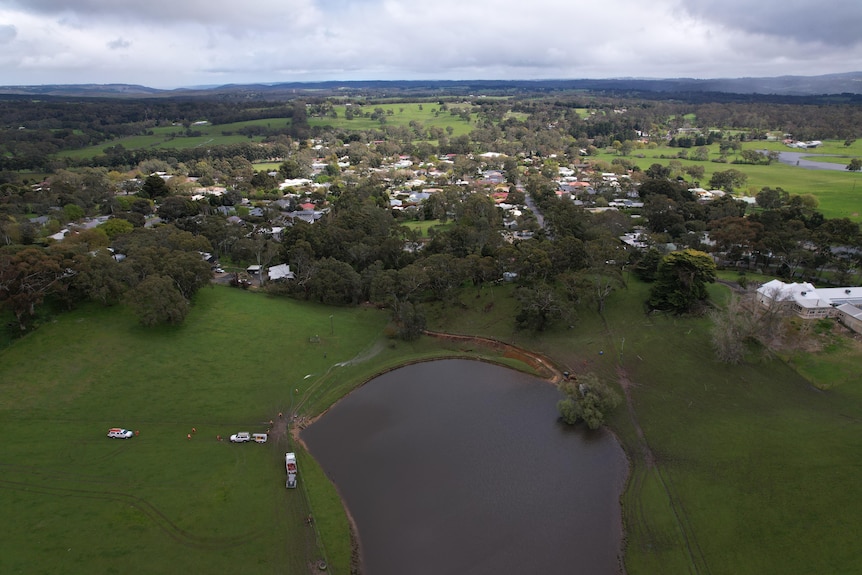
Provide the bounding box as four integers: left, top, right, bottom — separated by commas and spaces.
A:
0, 284, 542, 574
400, 218, 454, 237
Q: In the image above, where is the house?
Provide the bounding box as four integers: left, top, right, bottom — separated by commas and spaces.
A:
267, 263, 295, 281
835, 304, 862, 334
756, 280, 862, 330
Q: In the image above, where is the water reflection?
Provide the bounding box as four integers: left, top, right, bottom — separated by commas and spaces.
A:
302, 359, 628, 575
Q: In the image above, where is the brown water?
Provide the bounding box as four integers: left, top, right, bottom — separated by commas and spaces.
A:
301, 359, 628, 575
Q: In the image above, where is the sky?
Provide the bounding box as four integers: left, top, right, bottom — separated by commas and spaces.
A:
0, 0, 861, 89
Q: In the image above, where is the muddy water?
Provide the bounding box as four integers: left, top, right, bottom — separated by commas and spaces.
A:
301, 359, 628, 575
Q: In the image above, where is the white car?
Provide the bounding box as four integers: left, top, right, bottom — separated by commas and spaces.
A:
108, 428, 134, 439
230, 432, 251, 443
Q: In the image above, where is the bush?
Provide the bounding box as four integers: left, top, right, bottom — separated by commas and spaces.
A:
556, 373, 621, 429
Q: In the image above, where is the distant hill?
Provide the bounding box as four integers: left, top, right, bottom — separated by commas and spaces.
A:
1, 73, 861, 99
0, 83, 164, 97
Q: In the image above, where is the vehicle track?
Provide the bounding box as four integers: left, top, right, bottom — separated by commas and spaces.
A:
0, 478, 262, 550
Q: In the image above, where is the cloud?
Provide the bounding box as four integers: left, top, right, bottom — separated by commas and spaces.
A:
107, 37, 130, 50
0, 0, 861, 87
3, 0, 322, 28
679, 0, 862, 47
0, 23, 15, 43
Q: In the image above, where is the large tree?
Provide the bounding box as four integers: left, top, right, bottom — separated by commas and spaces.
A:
648, 249, 717, 314
139, 174, 171, 199
708, 169, 748, 192
0, 247, 70, 330
125, 274, 189, 326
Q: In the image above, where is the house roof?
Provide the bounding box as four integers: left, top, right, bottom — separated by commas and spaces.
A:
758, 280, 862, 308
268, 263, 295, 281
836, 303, 862, 320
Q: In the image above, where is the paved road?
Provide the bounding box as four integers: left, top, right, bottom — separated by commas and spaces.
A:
774, 151, 853, 171
524, 192, 546, 230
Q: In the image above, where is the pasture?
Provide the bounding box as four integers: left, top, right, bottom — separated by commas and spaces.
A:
59, 118, 293, 161
0, 285, 538, 574
307, 102, 476, 137
0, 287, 391, 574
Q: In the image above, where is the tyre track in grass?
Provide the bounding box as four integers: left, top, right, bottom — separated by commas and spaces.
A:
604, 316, 710, 575
0, 479, 262, 550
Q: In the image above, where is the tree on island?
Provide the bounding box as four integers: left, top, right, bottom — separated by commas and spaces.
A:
557, 373, 621, 429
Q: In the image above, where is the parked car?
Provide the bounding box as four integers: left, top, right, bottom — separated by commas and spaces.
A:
108, 428, 134, 439
230, 432, 251, 443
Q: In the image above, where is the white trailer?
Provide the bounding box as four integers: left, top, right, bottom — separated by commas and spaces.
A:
285, 452, 298, 488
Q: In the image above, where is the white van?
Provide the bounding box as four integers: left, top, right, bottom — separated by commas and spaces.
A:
108, 428, 133, 439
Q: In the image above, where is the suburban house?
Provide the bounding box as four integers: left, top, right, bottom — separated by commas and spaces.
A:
267, 263, 295, 282
756, 279, 862, 333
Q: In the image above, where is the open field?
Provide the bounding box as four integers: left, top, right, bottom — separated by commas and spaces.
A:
0, 287, 394, 574
59, 118, 293, 161
307, 102, 476, 137
252, 162, 283, 172
0, 285, 539, 574
56, 102, 477, 162
594, 140, 862, 220
798, 154, 861, 165
400, 218, 453, 237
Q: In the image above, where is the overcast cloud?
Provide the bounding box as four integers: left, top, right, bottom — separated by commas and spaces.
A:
0, 0, 860, 88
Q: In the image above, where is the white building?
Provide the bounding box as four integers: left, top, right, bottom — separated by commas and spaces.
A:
756, 279, 862, 332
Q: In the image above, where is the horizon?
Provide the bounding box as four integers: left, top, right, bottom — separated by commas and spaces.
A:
1, 0, 861, 89
2, 71, 862, 93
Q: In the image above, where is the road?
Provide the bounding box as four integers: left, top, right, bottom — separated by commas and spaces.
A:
524, 192, 547, 231
774, 151, 853, 171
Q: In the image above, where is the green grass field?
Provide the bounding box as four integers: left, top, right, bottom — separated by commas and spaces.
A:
400, 219, 453, 237
59, 118, 294, 160
307, 102, 476, 137
0, 287, 392, 574
799, 154, 861, 165
595, 140, 862, 220
0, 285, 541, 574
